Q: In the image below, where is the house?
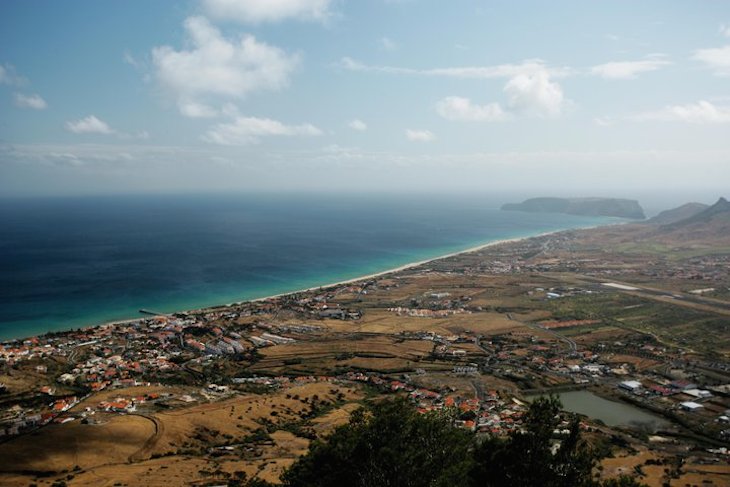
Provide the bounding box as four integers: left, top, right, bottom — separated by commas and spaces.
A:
453, 365, 478, 375
58, 373, 76, 384
619, 380, 642, 392
680, 401, 704, 412
319, 308, 346, 319
670, 380, 697, 391
684, 389, 712, 400
648, 385, 672, 396
583, 364, 604, 375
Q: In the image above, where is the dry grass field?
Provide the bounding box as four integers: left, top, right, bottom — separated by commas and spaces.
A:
150, 382, 361, 456
601, 354, 661, 371
248, 335, 436, 374
0, 382, 365, 487
600, 449, 730, 487
0, 413, 155, 473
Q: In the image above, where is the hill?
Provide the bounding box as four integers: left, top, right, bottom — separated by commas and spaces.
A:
501, 197, 646, 219
649, 197, 730, 246
665, 197, 730, 226
660, 197, 730, 230
647, 202, 709, 225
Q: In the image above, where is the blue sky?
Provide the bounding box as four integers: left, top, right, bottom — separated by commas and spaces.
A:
1, 0, 729, 198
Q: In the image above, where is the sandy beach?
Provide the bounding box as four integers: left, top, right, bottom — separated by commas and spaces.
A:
242, 235, 534, 304
211, 222, 611, 308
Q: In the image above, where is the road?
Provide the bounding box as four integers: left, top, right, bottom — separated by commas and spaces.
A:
570, 275, 730, 317
504, 313, 577, 354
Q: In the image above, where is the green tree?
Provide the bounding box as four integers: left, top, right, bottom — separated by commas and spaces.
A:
282, 399, 473, 487
281, 396, 647, 487
470, 396, 597, 487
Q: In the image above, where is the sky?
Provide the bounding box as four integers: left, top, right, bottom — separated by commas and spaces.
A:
1, 0, 729, 199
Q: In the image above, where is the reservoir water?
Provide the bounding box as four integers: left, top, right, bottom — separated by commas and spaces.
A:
532, 390, 669, 430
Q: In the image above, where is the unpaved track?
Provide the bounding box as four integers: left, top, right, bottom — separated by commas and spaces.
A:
128, 413, 164, 463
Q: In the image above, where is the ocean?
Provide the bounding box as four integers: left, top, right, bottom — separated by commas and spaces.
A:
0, 193, 614, 341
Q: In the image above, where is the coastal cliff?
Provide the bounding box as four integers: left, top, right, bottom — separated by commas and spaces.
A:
501, 197, 646, 219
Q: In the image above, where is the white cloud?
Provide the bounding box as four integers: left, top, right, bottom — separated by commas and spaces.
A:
379, 37, 397, 51
692, 45, 730, 76
65, 115, 115, 134
340, 57, 571, 79
435, 96, 506, 122
203, 0, 334, 23
503, 70, 565, 117
634, 100, 730, 123
14, 93, 47, 110
123, 50, 141, 69
179, 101, 220, 118
348, 119, 367, 131
591, 56, 670, 79
0, 64, 24, 85
203, 115, 323, 145
152, 16, 300, 117
593, 117, 614, 127
720, 24, 730, 38
405, 129, 435, 142
342, 57, 569, 119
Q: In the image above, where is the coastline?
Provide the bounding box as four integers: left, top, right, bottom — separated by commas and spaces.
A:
2, 222, 613, 343
244, 234, 535, 304
235, 219, 622, 306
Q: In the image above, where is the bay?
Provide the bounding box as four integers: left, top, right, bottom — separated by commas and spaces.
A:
0, 193, 613, 340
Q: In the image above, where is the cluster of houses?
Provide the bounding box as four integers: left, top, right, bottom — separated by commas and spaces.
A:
0, 335, 65, 366
0, 396, 79, 437
617, 378, 726, 415
344, 370, 551, 435
388, 307, 471, 318
0, 410, 47, 437
96, 393, 160, 413
638, 255, 730, 282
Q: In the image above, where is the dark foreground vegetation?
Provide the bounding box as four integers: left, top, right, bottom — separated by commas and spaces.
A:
237, 397, 644, 487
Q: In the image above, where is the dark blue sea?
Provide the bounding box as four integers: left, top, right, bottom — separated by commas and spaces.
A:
0, 193, 613, 340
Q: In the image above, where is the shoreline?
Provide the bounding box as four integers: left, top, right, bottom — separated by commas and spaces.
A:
2, 222, 613, 343
243, 234, 536, 304
235, 219, 622, 306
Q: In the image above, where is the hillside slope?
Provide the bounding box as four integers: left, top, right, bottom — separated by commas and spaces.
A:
652, 197, 730, 246
648, 202, 709, 225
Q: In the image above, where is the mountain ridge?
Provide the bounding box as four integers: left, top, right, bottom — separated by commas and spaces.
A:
647, 202, 709, 225
660, 197, 730, 230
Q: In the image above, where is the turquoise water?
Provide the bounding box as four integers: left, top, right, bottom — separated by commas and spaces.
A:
531, 390, 669, 430
0, 193, 614, 341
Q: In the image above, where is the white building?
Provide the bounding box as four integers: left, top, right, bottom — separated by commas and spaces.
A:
619, 380, 642, 392
680, 401, 704, 412
684, 389, 712, 400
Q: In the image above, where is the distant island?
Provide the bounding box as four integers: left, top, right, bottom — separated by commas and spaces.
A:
501, 197, 646, 219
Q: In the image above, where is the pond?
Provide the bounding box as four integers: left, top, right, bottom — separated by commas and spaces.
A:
528, 390, 669, 431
